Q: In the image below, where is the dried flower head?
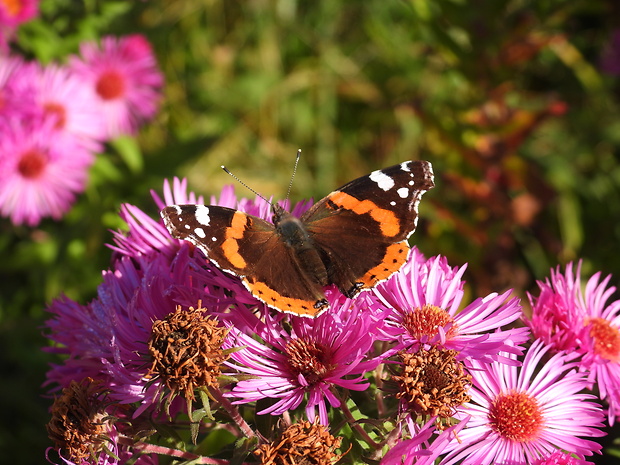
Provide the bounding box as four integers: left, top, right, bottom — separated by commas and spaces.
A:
254, 419, 345, 465
148, 304, 229, 402
392, 347, 471, 422
46, 378, 116, 464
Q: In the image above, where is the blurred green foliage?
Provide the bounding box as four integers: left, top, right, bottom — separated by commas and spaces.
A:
2, 0, 620, 462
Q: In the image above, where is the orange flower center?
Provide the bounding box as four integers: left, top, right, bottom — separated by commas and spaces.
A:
488, 391, 544, 442
43, 102, 67, 129
402, 304, 459, 340
95, 70, 126, 100
18, 149, 47, 179
1, 0, 24, 16
587, 317, 620, 362
285, 338, 334, 385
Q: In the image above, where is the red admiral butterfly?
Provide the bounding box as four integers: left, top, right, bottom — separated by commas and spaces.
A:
161, 160, 434, 317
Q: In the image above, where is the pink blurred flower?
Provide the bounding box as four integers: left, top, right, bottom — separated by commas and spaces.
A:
0, 117, 93, 226
0, 54, 37, 118
69, 34, 164, 139
0, 0, 38, 27
440, 340, 605, 465
33, 63, 106, 151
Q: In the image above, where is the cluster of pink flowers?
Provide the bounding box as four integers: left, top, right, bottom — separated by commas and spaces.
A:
0, 33, 163, 226
43, 178, 620, 465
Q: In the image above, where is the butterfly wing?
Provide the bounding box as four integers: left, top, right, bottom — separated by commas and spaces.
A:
301, 160, 434, 297
160, 205, 328, 317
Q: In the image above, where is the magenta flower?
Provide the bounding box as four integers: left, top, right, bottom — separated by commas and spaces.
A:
526, 262, 620, 424
45, 179, 313, 416
368, 248, 530, 364
69, 34, 164, 139
440, 340, 605, 465
524, 262, 589, 352
45, 180, 243, 413
224, 297, 384, 425
0, 117, 94, 226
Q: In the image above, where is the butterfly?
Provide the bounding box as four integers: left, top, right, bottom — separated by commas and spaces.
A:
160, 160, 434, 317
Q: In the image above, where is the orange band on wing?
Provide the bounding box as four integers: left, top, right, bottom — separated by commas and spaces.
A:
243, 279, 328, 318
221, 212, 249, 269
360, 242, 409, 287
329, 191, 401, 237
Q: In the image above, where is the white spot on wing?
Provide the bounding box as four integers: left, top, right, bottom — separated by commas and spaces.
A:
401, 162, 411, 172
369, 170, 395, 191
390, 201, 396, 206
195, 205, 210, 226
194, 227, 206, 238
397, 187, 409, 198
211, 237, 217, 242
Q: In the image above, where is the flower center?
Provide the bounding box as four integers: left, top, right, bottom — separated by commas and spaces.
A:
46, 378, 109, 464
148, 304, 228, 401
43, 102, 67, 129
254, 420, 344, 464
393, 347, 471, 420
95, 69, 126, 100
285, 338, 333, 385
1, 0, 24, 16
402, 304, 459, 340
587, 317, 620, 362
18, 149, 47, 179
488, 391, 544, 442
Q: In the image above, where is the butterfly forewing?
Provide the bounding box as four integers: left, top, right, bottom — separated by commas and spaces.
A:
302, 160, 434, 296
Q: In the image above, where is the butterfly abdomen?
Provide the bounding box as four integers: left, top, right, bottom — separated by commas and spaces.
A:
275, 212, 329, 287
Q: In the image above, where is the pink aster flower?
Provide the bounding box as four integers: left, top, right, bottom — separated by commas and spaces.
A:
527, 262, 620, 424
368, 248, 530, 365
69, 34, 164, 139
440, 340, 605, 465
0, 116, 93, 226
33, 63, 106, 151
224, 297, 384, 425
524, 262, 588, 352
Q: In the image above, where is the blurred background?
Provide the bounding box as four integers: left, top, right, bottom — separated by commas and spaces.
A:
2, 0, 620, 462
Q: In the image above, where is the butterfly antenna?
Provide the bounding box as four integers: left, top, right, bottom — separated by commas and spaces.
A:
221, 165, 272, 205
285, 149, 302, 202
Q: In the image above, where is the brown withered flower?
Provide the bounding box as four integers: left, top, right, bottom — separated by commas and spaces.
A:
254, 420, 346, 465
46, 378, 114, 464
147, 303, 229, 403
392, 346, 471, 423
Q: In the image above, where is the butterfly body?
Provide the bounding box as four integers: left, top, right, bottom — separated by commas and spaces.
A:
161, 160, 434, 317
